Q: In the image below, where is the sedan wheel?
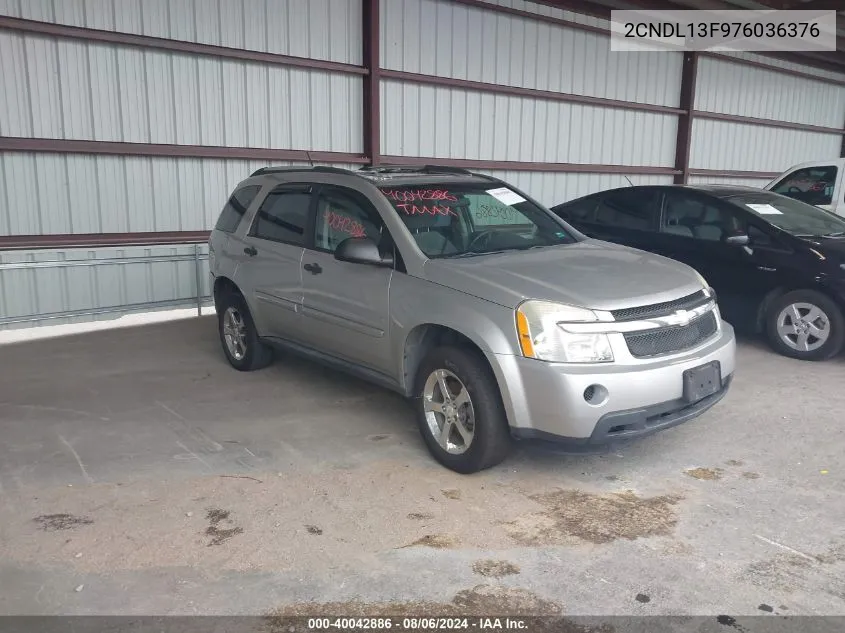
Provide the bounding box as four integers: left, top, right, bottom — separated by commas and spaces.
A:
765, 289, 845, 361
775, 302, 830, 353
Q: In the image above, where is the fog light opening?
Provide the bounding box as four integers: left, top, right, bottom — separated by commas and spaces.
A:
583, 384, 608, 406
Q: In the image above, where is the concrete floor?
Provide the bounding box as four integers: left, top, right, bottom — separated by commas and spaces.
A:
0, 315, 844, 619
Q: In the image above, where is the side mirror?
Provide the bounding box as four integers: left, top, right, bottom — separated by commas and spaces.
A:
334, 237, 394, 267
725, 234, 750, 247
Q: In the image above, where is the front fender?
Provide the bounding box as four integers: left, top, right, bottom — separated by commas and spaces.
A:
389, 274, 520, 394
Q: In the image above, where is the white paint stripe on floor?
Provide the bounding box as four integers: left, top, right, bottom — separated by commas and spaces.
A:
753, 534, 817, 561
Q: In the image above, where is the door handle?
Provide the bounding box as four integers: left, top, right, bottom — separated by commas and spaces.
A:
243, 246, 257, 257
303, 262, 323, 275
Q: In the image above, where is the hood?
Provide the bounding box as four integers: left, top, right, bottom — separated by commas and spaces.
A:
424, 240, 706, 311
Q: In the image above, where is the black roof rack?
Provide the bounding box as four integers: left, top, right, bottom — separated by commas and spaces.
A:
357, 164, 475, 176
249, 165, 357, 177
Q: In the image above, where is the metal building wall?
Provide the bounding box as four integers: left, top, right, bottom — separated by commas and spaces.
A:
379, 0, 680, 202
0, 0, 363, 329
0, 33, 362, 152
3, 0, 845, 330
0, 0, 362, 64
690, 55, 845, 186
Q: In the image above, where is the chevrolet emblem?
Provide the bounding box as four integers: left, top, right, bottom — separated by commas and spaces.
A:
673, 309, 691, 326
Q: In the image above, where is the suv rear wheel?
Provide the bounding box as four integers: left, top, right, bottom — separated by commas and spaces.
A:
764, 289, 845, 361
414, 346, 511, 473
218, 292, 274, 371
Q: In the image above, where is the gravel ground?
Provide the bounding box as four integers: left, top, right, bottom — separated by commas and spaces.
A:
0, 315, 843, 618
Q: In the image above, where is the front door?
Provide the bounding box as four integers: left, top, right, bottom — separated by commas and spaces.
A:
299, 185, 394, 375
653, 191, 776, 331
234, 183, 312, 341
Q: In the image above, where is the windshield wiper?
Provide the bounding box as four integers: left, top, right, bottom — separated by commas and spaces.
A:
444, 250, 509, 259
822, 231, 845, 238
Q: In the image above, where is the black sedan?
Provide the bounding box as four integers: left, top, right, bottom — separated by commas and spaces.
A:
551, 184, 845, 361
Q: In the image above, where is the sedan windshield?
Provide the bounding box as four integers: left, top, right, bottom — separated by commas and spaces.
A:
378, 184, 577, 257
726, 192, 845, 238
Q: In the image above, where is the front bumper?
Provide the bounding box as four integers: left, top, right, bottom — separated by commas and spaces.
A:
489, 321, 736, 444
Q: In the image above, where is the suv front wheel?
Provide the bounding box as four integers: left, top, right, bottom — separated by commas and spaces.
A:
218, 292, 274, 371
414, 346, 511, 473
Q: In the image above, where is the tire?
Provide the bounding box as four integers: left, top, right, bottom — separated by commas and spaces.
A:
764, 289, 845, 361
217, 291, 274, 371
413, 346, 511, 474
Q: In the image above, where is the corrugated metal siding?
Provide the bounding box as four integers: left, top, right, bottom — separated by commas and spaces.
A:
380, 0, 682, 107
720, 52, 845, 85
0, 154, 361, 236
696, 56, 845, 128
691, 54, 845, 177
0, 0, 363, 65
690, 120, 842, 173
481, 171, 673, 207
380, 79, 678, 166
0, 33, 363, 152
687, 175, 768, 189
482, 0, 608, 29
0, 243, 211, 330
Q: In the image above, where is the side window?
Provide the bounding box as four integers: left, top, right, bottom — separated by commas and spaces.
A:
661, 193, 745, 242
771, 166, 837, 206
215, 185, 261, 233
748, 224, 774, 247
553, 197, 598, 222
594, 189, 660, 231
314, 187, 384, 253
251, 186, 312, 245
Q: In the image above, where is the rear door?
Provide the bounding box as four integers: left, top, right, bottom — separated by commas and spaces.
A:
767, 164, 842, 213
233, 183, 313, 341
581, 188, 663, 251
298, 185, 394, 374
210, 184, 263, 280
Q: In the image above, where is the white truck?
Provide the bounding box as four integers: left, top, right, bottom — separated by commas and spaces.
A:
765, 159, 845, 215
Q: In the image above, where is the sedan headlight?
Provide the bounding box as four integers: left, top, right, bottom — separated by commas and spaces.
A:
516, 300, 614, 363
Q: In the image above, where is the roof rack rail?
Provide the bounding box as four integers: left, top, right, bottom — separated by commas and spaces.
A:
357, 164, 474, 176
249, 165, 357, 177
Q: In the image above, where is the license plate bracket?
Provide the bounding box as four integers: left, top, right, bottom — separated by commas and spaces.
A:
683, 361, 721, 404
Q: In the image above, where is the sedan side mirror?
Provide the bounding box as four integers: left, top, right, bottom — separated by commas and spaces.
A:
334, 237, 394, 267
725, 234, 750, 247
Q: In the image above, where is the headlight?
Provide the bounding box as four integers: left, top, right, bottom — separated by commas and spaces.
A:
516, 300, 614, 363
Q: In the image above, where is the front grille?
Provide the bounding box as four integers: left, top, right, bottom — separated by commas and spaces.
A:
611, 290, 709, 322
624, 311, 718, 358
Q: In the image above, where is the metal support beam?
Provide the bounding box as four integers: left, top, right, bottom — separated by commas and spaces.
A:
674, 52, 699, 185
362, 0, 381, 166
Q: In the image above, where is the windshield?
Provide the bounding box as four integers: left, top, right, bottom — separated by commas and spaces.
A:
726, 192, 845, 238
378, 184, 577, 257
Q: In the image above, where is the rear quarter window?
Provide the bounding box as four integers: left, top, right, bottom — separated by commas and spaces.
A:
215, 185, 262, 233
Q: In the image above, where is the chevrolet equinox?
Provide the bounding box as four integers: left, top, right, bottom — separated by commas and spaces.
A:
208, 166, 736, 473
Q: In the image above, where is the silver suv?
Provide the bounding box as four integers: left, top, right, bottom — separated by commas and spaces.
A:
208, 165, 736, 473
